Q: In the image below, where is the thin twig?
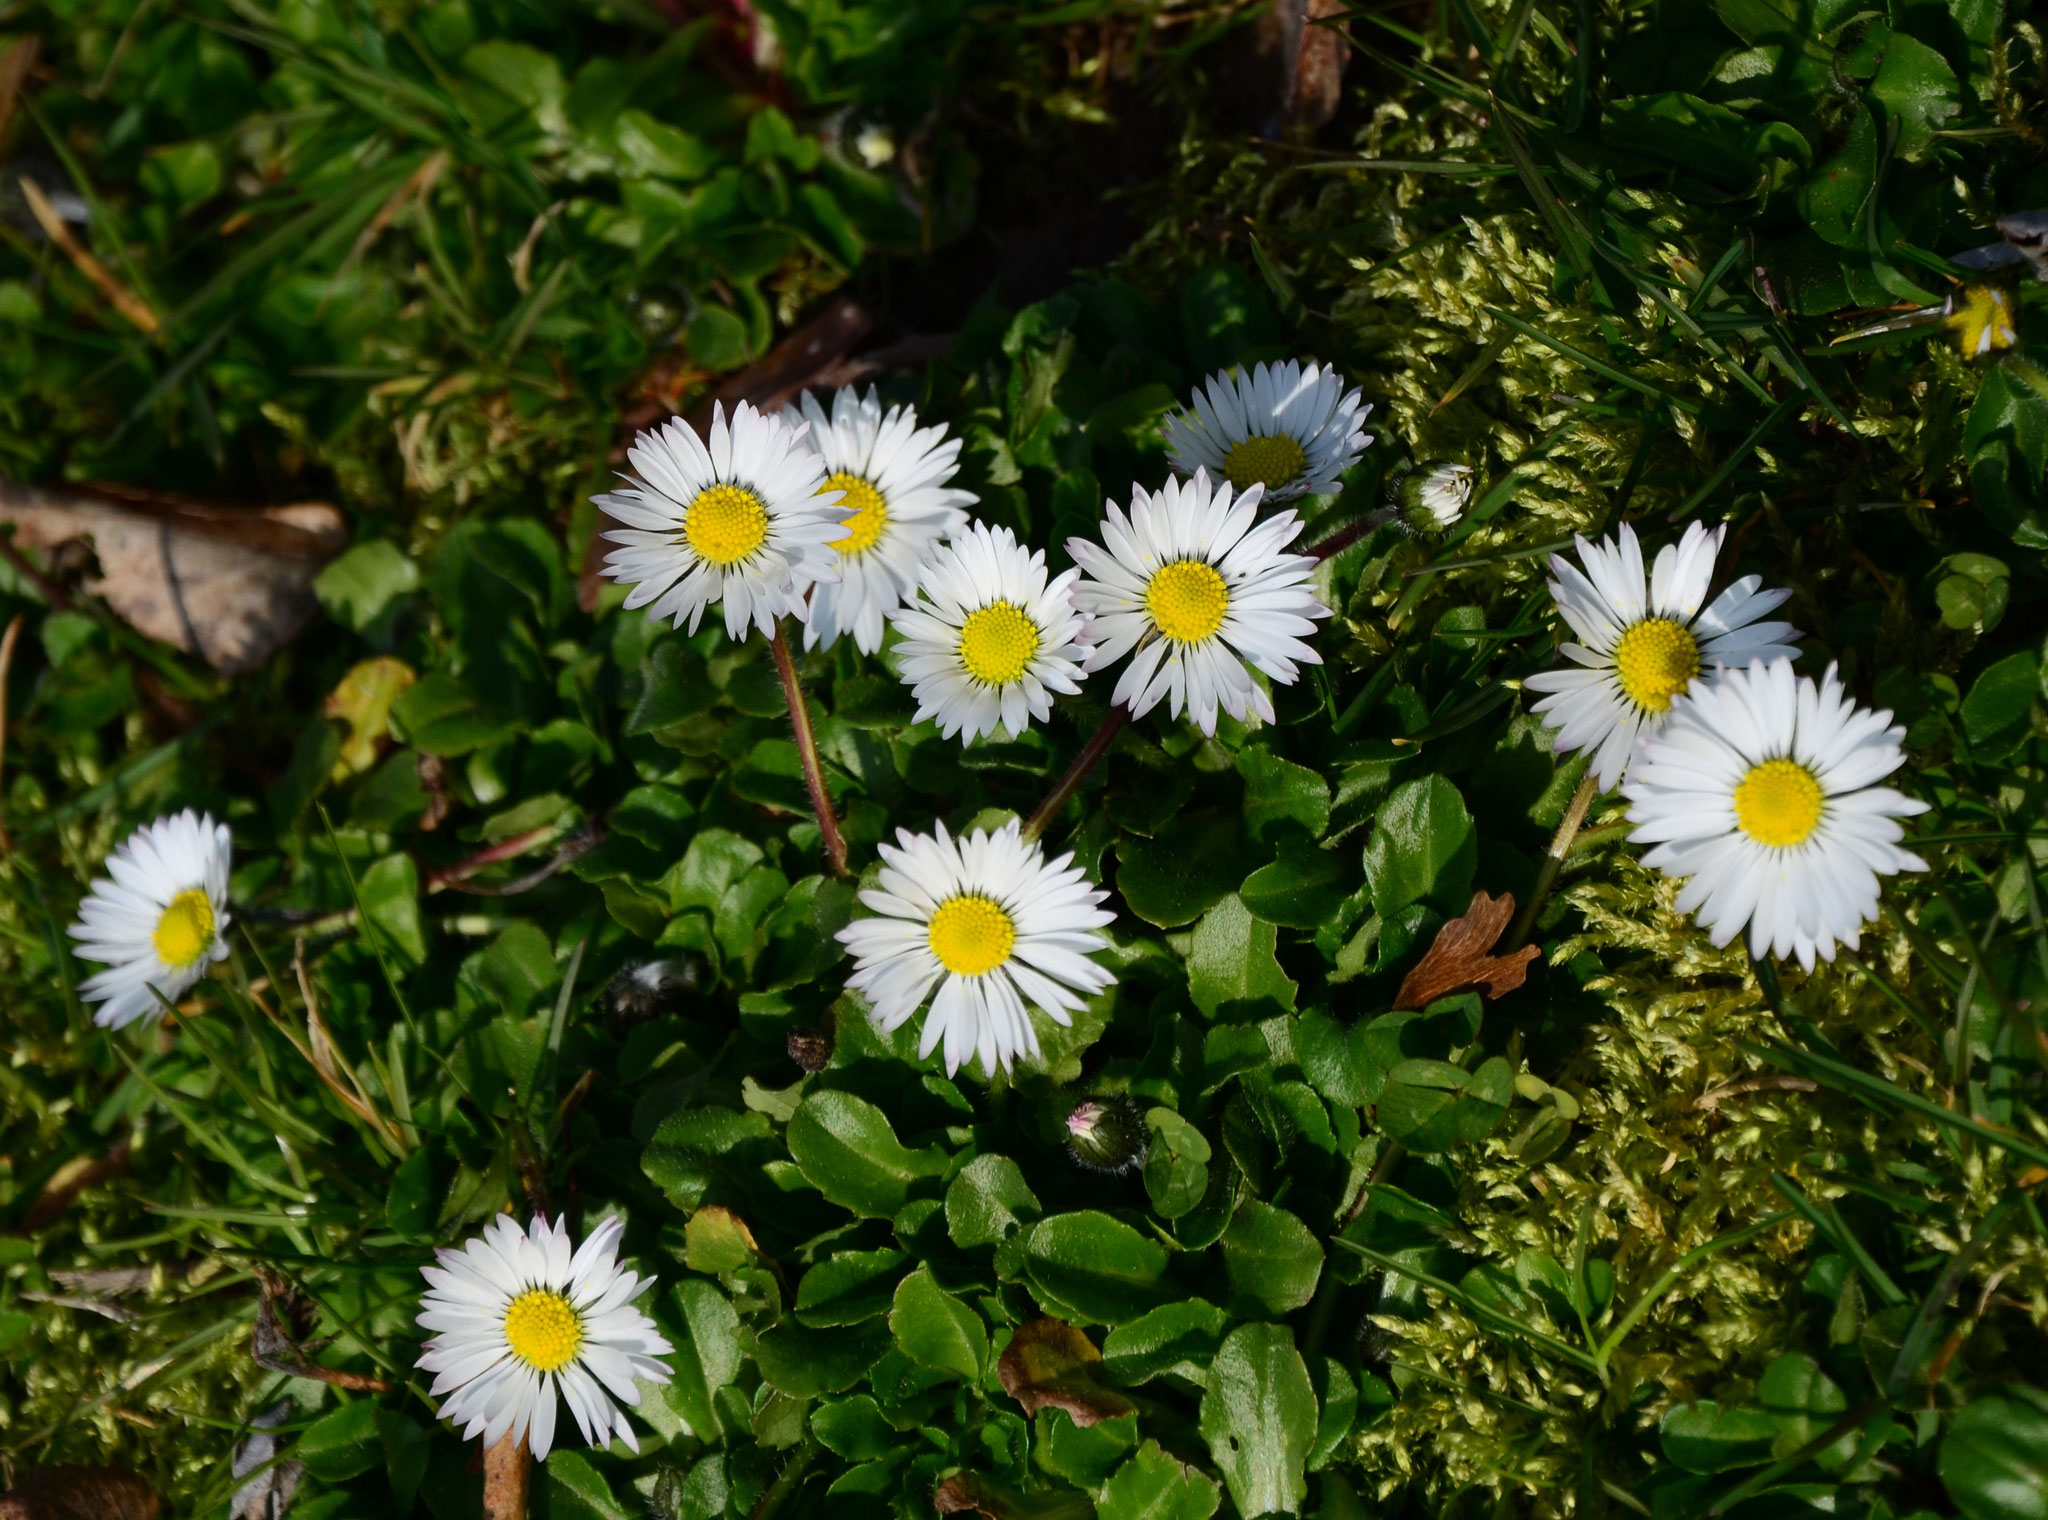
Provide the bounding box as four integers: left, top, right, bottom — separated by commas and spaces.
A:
770, 620, 848, 877
1022, 705, 1130, 843
18, 175, 160, 334
0, 533, 72, 609
1506, 769, 1601, 950
0, 612, 21, 849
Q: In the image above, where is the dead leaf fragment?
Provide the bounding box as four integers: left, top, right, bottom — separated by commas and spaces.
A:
0, 481, 346, 674
251, 1270, 396, 1393
0, 1467, 160, 1520
1393, 890, 1540, 1011
995, 1319, 1135, 1427
229, 1403, 303, 1520
324, 657, 417, 778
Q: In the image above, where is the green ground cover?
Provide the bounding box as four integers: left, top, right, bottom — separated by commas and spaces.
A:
2, 0, 2047, 1516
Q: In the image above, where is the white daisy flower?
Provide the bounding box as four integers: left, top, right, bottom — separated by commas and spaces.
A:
780, 386, 977, 654
1522, 520, 1802, 791
892, 522, 1090, 744
596, 401, 847, 642
416, 1213, 674, 1462
1622, 659, 1929, 970
67, 809, 232, 1029
1162, 359, 1373, 502
836, 820, 1116, 1076
1066, 469, 1329, 737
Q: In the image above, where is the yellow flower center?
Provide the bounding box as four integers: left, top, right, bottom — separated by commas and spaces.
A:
958, 602, 1040, 687
684, 484, 769, 567
1733, 758, 1826, 848
1223, 433, 1307, 493
826, 473, 888, 557
1145, 559, 1230, 645
927, 894, 1017, 977
1613, 618, 1701, 713
152, 889, 217, 970
503, 1288, 583, 1373
1947, 285, 2016, 358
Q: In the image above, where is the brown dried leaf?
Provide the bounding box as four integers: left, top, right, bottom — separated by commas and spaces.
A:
0, 1467, 160, 1520
1393, 891, 1540, 1011
0, 481, 345, 674
0, 37, 38, 147
995, 1319, 1135, 1427
229, 1404, 303, 1520
252, 1273, 395, 1394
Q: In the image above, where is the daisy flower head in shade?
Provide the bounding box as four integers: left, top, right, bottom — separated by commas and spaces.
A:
1522, 520, 1802, 791
1161, 358, 1372, 503
67, 809, 232, 1029
780, 386, 978, 654
892, 521, 1090, 744
1066, 469, 1329, 737
595, 401, 847, 642
1946, 285, 2017, 359
1622, 659, 1929, 970
836, 820, 1116, 1077
416, 1212, 674, 1462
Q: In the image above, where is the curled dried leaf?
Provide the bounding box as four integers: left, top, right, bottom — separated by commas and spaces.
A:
995, 1318, 1135, 1427
1394, 890, 1540, 1011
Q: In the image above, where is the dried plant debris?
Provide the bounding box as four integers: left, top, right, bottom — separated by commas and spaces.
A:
0, 1468, 160, 1520
228, 1405, 303, 1520
0, 483, 344, 673
1394, 890, 1541, 1010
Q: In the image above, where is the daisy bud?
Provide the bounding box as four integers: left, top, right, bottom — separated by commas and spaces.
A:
787, 1024, 833, 1073
1400, 462, 1474, 536
606, 959, 700, 1026
1066, 1096, 1148, 1174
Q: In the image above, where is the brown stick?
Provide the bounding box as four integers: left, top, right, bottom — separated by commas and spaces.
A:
1505, 769, 1602, 951
18, 175, 160, 334
770, 620, 848, 877
0, 612, 20, 849
1022, 705, 1130, 843
483, 1435, 529, 1520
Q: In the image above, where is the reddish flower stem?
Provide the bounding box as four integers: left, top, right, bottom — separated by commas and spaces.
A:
771, 620, 849, 878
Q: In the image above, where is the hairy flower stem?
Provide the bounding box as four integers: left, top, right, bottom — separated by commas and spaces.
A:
1022, 704, 1130, 843
749, 1434, 823, 1520
1506, 769, 1602, 951
1306, 503, 1400, 562
483, 1435, 528, 1520
770, 620, 848, 878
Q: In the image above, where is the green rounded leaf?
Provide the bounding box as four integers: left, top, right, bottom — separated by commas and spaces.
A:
297, 1400, 382, 1483
786, 1090, 945, 1219
1025, 1210, 1172, 1325
1118, 817, 1256, 928
1187, 896, 1297, 1022
946, 1153, 1042, 1248
889, 1266, 989, 1381
1199, 1323, 1315, 1518
1220, 1200, 1324, 1317
1364, 776, 1475, 918
1943, 1391, 2048, 1520
1660, 1401, 1781, 1474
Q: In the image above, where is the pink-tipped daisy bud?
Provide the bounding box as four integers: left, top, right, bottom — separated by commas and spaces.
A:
1065, 1096, 1148, 1174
